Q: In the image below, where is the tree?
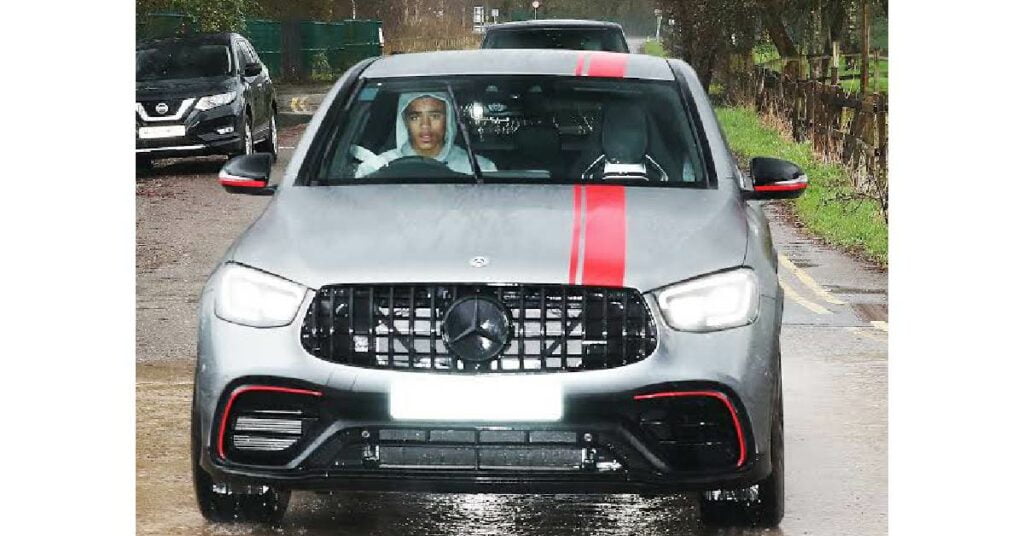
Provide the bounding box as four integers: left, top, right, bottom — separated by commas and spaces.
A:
656, 0, 759, 89
136, 0, 256, 33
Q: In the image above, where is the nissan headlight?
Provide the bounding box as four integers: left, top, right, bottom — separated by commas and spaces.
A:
656, 269, 759, 332
195, 91, 237, 111
214, 264, 307, 327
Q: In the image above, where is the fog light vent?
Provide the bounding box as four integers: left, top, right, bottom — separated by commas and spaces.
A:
232, 435, 299, 451
235, 417, 303, 435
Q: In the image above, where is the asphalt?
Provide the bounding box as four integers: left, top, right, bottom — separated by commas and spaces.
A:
135, 123, 887, 535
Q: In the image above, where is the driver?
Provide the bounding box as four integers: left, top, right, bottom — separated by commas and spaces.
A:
355, 92, 496, 177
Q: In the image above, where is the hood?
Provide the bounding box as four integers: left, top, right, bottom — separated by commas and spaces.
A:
229, 184, 748, 293
135, 76, 235, 101
394, 92, 457, 162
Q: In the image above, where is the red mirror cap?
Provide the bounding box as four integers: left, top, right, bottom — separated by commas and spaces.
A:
218, 170, 268, 189
753, 174, 808, 192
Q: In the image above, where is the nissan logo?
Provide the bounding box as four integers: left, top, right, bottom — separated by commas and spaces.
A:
155, 102, 169, 115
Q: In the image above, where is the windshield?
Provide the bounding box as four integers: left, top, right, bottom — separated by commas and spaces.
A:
311, 75, 708, 188
136, 44, 232, 81
485, 29, 629, 52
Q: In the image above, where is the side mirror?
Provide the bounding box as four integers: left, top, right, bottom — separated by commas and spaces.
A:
243, 62, 262, 77
745, 157, 809, 200
219, 153, 275, 195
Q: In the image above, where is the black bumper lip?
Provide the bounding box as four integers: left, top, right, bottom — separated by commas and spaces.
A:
203, 454, 770, 494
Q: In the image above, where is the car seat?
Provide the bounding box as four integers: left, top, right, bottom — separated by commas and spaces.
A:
569, 101, 670, 182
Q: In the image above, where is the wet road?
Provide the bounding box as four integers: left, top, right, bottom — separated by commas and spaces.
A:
136, 126, 887, 535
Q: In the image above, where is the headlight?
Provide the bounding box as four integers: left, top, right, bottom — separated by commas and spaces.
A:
214, 264, 307, 327
656, 268, 759, 332
195, 91, 237, 111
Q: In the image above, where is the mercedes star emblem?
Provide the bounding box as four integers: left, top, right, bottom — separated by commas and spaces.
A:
155, 102, 169, 115
441, 297, 511, 363
469, 256, 489, 268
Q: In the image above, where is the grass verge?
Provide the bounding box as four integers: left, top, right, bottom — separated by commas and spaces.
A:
642, 40, 666, 57
715, 105, 888, 266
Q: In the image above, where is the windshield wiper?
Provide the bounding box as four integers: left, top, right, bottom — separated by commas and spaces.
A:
445, 83, 484, 184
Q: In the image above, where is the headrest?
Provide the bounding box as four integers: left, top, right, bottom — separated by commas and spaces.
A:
514, 125, 560, 159
601, 102, 647, 163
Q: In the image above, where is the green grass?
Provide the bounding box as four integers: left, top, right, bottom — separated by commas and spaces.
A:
715, 105, 888, 265
642, 39, 666, 57
837, 59, 888, 93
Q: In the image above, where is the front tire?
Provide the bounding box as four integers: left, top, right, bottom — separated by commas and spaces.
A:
232, 112, 254, 158
190, 400, 290, 523
256, 113, 278, 162
700, 379, 784, 527
136, 155, 153, 172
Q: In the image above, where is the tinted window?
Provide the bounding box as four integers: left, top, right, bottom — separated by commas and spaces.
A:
309, 75, 706, 188
233, 42, 247, 71
136, 44, 232, 81
242, 40, 258, 65
485, 29, 628, 52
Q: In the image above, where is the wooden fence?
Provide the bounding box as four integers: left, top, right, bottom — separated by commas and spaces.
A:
384, 35, 480, 55
722, 59, 888, 220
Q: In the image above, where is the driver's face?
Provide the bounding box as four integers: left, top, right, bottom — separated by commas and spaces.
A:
403, 97, 446, 157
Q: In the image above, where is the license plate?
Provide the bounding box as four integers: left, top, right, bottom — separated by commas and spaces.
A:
138, 125, 186, 139
389, 375, 563, 422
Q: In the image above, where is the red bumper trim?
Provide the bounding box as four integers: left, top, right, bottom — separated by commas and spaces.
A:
216, 385, 323, 460
633, 390, 748, 468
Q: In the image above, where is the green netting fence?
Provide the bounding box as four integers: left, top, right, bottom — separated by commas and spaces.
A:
137, 13, 382, 80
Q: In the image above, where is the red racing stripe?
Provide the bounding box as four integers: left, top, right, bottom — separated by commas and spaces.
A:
581, 185, 627, 287
574, 53, 587, 76
586, 52, 628, 78
568, 184, 583, 284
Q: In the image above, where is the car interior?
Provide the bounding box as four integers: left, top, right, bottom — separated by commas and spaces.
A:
320, 77, 703, 185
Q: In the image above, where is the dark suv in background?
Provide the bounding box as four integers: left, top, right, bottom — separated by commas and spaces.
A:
481, 19, 629, 52
136, 32, 278, 169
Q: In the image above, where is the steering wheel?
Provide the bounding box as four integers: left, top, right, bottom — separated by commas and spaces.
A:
364, 155, 467, 179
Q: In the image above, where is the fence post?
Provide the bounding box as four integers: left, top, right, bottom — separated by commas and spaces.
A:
860, 0, 870, 95
831, 41, 839, 85
873, 50, 880, 93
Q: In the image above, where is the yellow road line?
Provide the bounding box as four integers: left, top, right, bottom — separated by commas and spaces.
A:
779, 254, 846, 305
870, 320, 889, 332
780, 279, 832, 315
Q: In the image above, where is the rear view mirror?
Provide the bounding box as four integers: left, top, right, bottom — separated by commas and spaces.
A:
219, 153, 275, 195
243, 62, 262, 77
746, 157, 808, 200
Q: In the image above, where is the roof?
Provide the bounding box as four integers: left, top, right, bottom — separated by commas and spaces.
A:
136, 32, 236, 49
360, 49, 673, 81
485, 19, 623, 31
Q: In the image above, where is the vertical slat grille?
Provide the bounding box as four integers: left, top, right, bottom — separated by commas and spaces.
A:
300, 284, 657, 373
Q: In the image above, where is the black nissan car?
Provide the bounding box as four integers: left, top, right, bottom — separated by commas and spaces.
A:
136, 33, 278, 168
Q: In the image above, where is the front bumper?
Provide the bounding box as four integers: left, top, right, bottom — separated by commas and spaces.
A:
136, 100, 243, 159
194, 285, 782, 493
201, 379, 768, 493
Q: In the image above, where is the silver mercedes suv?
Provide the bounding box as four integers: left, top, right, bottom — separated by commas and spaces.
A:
192, 49, 809, 528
